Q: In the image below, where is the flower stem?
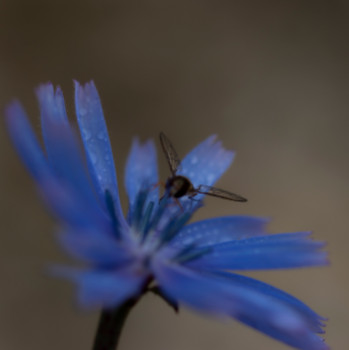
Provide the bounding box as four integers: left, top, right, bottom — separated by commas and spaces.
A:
92, 298, 137, 350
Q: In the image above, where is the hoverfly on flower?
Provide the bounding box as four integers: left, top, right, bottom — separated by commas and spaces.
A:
160, 132, 247, 202
4, 82, 329, 350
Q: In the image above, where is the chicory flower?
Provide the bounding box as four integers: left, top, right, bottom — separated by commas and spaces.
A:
4, 81, 329, 350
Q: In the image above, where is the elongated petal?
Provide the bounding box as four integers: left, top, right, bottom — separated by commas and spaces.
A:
53, 265, 148, 309
178, 135, 235, 188
153, 262, 328, 350
217, 273, 328, 349
39, 119, 106, 218
216, 272, 327, 333
74, 81, 125, 227
36, 83, 69, 160
125, 138, 159, 218
57, 229, 133, 266
5, 99, 109, 231
4, 101, 50, 180
188, 232, 328, 271
171, 216, 269, 248
37, 84, 102, 214
38, 178, 110, 231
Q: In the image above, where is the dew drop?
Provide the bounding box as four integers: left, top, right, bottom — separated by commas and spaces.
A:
90, 152, 98, 165
97, 131, 105, 140
182, 238, 192, 245
191, 156, 198, 165
82, 128, 91, 140
207, 174, 214, 183
79, 107, 87, 116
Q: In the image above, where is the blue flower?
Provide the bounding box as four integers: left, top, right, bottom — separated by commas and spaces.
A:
5, 81, 329, 350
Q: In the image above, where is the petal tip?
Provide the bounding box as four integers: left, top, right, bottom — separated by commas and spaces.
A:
4, 99, 21, 119
35, 82, 54, 98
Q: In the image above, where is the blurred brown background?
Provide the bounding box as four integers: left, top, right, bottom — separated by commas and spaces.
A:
0, 1, 348, 349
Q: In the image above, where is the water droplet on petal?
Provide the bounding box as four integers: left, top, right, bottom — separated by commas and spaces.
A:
191, 156, 198, 165
79, 107, 87, 116
90, 152, 98, 165
97, 131, 105, 140
82, 128, 91, 140
207, 174, 214, 183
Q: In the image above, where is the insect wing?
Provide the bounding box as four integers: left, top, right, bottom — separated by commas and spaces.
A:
196, 185, 247, 202
159, 132, 181, 175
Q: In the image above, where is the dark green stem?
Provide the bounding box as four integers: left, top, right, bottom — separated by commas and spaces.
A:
92, 298, 137, 350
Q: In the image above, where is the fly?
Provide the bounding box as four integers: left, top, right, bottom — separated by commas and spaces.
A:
159, 132, 247, 202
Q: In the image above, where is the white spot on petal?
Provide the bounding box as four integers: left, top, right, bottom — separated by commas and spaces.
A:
97, 131, 105, 140
82, 128, 91, 140
191, 156, 198, 165
90, 152, 98, 165
79, 107, 87, 116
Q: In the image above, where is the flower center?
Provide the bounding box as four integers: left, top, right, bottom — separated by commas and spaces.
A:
123, 189, 212, 266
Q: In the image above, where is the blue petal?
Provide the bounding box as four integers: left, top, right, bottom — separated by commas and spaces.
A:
216, 272, 327, 333
188, 232, 328, 270
171, 216, 269, 249
38, 178, 110, 231
5, 99, 109, 231
36, 83, 69, 159
125, 137, 159, 219
74, 81, 125, 227
4, 101, 51, 181
42, 123, 107, 219
53, 265, 148, 309
57, 229, 133, 266
217, 273, 328, 349
37, 84, 102, 215
178, 135, 235, 188
152, 262, 328, 350
36, 83, 68, 123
